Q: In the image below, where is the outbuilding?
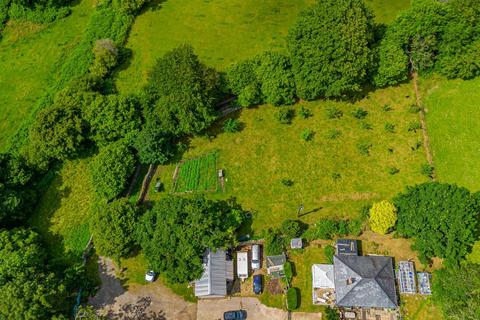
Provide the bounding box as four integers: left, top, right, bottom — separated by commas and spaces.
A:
237, 252, 249, 280
194, 249, 234, 298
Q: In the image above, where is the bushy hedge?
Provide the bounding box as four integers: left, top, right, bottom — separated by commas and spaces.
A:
304, 217, 364, 240
286, 287, 299, 310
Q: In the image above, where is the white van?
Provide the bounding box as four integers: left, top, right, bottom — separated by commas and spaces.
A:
251, 244, 261, 270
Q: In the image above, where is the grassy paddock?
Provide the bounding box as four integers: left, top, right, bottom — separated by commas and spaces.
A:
423, 77, 480, 191
29, 158, 95, 265
0, 0, 95, 151
152, 83, 428, 233
364, 0, 410, 24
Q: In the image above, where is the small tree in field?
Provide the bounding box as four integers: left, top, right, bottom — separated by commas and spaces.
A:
369, 200, 397, 235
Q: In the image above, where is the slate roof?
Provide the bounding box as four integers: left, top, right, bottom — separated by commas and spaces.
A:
333, 255, 398, 308
194, 249, 229, 297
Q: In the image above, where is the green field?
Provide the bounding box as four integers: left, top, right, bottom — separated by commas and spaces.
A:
173, 153, 218, 193
29, 159, 95, 265
424, 77, 480, 191
0, 0, 94, 151
364, 0, 410, 24
152, 83, 428, 233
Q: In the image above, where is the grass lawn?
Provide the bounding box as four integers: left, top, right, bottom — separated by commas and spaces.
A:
423, 77, 480, 191
0, 0, 95, 151
114, 0, 314, 94
364, 0, 410, 24
401, 295, 443, 320
289, 245, 328, 313
29, 158, 95, 265
151, 83, 428, 233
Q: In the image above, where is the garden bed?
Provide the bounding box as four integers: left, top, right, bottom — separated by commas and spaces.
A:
173, 153, 218, 193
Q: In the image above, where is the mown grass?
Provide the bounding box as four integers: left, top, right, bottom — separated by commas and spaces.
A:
29, 158, 95, 265
423, 77, 480, 191
364, 0, 410, 24
401, 295, 443, 320
0, 0, 95, 151
151, 83, 428, 233
114, 0, 314, 94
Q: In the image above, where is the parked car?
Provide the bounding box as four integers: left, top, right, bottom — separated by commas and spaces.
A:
251, 244, 261, 270
253, 274, 262, 294
145, 270, 156, 282
224, 310, 247, 320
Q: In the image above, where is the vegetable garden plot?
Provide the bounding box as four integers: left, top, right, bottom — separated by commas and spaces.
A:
173, 153, 218, 193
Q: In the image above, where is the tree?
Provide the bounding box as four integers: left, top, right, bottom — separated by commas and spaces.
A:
146, 45, 220, 135
368, 200, 397, 235
264, 228, 284, 255
432, 263, 480, 320
136, 196, 245, 283
134, 118, 174, 165
280, 219, 306, 239
226, 59, 262, 107
28, 103, 87, 166
90, 140, 135, 201
89, 39, 118, 78
84, 94, 142, 146
287, 0, 374, 99
90, 199, 138, 263
255, 51, 296, 106
0, 228, 66, 320
394, 182, 479, 265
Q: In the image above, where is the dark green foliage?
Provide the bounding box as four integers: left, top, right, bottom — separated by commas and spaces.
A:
0, 228, 66, 319
382, 104, 392, 112
275, 107, 295, 124
90, 199, 138, 263
326, 107, 343, 119
324, 245, 335, 264
264, 228, 284, 255
325, 307, 340, 320
255, 51, 296, 106
136, 196, 245, 283
420, 163, 434, 178
388, 167, 400, 175
432, 264, 480, 320
100, 0, 149, 14
85, 94, 142, 146
28, 103, 87, 167
223, 118, 241, 133
90, 140, 136, 201
408, 105, 422, 113
298, 105, 312, 119
281, 219, 306, 239
288, 0, 374, 99
394, 182, 480, 265
360, 122, 372, 130
331, 172, 341, 181
356, 142, 372, 156
351, 108, 368, 119
0, 154, 37, 227
407, 121, 422, 132
134, 119, 174, 165
226, 59, 262, 107
286, 287, 299, 310
281, 179, 294, 187
374, 31, 409, 87
305, 219, 350, 240
89, 39, 119, 78
146, 45, 220, 135
384, 122, 395, 133
326, 129, 341, 140
300, 129, 314, 141
7, 0, 71, 24
283, 261, 293, 284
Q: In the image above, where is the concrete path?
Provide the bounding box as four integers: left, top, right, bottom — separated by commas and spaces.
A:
197, 297, 321, 320
89, 257, 196, 320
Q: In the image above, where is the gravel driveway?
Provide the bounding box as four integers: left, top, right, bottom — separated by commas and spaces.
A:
197, 297, 321, 320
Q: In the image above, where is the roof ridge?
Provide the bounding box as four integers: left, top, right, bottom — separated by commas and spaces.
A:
373, 259, 397, 307
334, 256, 363, 305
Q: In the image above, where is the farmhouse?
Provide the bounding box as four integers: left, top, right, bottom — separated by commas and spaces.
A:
194, 249, 234, 298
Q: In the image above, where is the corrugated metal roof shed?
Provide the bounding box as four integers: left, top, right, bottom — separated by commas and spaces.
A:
194, 249, 228, 298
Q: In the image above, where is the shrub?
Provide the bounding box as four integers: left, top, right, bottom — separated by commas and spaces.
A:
331, 172, 341, 181
223, 118, 241, 133
284, 261, 293, 285
306, 220, 343, 240
388, 167, 400, 175
326, 129, 341, 140
347, 218, 364, 236
281, 220, 306, 239
286, 287, 299, 311
420, 163, 434, 178
89, 38, 119, 78
360, 122, 372, 130
326, 107, 343, 119
467, 241, 480, 265
384, 122, 395, 133
226, 59, 262, 107
357, 142, 371, 156
407, 121, 422, 132
298, 105, 312, 119
369, 200, 397, 235
301, 129, 314, 141
325, 307, 340, 320
408, 105, 422, 113
382, 104, 392, 112
324, 245, 335, 264
276, 108, 295, 124
264, 228, 284, 255
281, 179, 294, 187
351, 108, 368, 119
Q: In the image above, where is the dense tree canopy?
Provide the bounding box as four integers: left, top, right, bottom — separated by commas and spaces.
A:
136, 196, 245, 283
134, 118, 174, 165
145, 45, 220, 136
287, 0, 374, 99
84, 94, 142, 146
226, 59, 262, 107
90, 140, 135, 201
90, 199, 138, 263
0, 228, 66, 320
433, 263, 480, 320
394, 182, 480, 265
